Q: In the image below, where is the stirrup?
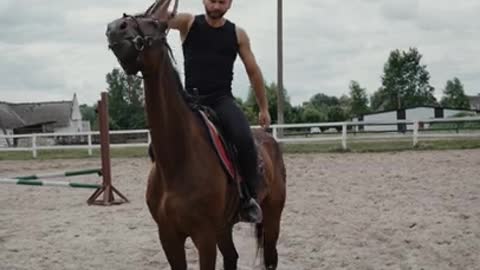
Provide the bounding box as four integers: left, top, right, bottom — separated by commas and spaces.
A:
240, 198, 263, 223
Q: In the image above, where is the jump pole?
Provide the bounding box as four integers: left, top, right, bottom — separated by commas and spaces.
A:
2, 168, 102, 189
14, 168, 102, 180
0, 178, 101, 189
87, 92, 128, 206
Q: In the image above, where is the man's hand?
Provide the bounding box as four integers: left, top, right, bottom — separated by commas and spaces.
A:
258, 109, 271, 129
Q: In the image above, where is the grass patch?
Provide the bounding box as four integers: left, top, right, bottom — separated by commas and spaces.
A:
1, 139, 480, 161
0, 147, 149, 161
280, 143, 345, 153
414, 139, 480, 150
281, 138, 480, 153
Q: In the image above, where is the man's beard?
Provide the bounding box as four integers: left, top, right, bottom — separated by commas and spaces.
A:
206, 9, 226, 20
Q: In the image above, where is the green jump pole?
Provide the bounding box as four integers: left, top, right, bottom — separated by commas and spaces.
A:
0, 178, 101, 189
14, 168, 102, 180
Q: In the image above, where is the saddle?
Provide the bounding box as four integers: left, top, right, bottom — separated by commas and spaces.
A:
184, 91, 265, 199
147, 91, 265, 202
197, 109, 238, 181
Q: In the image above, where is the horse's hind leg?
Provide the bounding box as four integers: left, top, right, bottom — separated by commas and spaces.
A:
262, 203, 283, 270
158, 226, 188, 270
217, 226, 239, 270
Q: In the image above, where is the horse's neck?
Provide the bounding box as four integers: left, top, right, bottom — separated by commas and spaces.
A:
142, 50, 196, 176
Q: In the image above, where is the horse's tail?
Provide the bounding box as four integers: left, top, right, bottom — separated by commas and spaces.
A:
148, 143, 155, 162
254, 222, 264, 261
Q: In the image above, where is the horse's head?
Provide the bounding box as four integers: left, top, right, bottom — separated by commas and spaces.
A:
106, 0, 178, 75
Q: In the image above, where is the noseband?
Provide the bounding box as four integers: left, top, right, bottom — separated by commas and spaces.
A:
109, 14, 167, 54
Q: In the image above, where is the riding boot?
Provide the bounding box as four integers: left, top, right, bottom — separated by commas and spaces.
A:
240, 176, 263, 223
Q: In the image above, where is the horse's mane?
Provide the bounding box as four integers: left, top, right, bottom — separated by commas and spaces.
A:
164, 43, 183, 92
147, 41, 190, 163
158, 40, 196, 107
161, 39, 208, 108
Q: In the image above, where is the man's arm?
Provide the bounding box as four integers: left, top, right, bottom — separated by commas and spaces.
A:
237, 26, 271, 127
167, 12, 194, 41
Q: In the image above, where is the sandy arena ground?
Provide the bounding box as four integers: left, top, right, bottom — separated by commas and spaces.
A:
1, 149, 479, 270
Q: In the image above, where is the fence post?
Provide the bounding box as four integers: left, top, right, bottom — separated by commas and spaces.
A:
413, 120, 419, 147
147, 131, 152, 145
272, 126, 278, 140
342, 123, 348, 150
88, 133, 93, 156
32, 134, 37, 158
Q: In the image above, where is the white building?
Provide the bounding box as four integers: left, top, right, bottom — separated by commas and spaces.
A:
0, 94, 91, 147
352, 106, 479, 132
468, 94, 480, 111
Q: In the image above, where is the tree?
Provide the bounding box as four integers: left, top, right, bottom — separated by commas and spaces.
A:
286, 105, 304, 123
373, 48, 437, 110
245, 82, 292, 124
309, 93, 339, 108
349, 81, 369, 117
80, 104, 98, 130
301, 104, 327, 123
336, 94, 351, 120
327, 106, 348, 122
440, 78, 470, 109
106, 68, 146, 129
305, 92, 349, 122
370, 88, 387, 111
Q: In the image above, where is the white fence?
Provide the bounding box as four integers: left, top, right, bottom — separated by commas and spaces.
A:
1, 116, 480, 158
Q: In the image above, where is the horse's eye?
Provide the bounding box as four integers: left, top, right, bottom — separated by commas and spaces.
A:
120, 21, 128, 30
149, 20, 160, 28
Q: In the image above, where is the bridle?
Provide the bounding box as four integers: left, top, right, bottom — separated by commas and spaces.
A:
107, 0, 179, 76
108, 14, 167, 53
111, 0, 179, 52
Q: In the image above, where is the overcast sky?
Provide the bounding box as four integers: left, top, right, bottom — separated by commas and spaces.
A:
1, 0, 479, 106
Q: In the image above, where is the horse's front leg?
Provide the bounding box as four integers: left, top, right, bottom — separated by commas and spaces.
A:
217, 225, 239, 270
192, 227, 218, 270
158, 225, 188, 270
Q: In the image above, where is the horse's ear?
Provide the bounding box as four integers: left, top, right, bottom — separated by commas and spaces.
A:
145, 0, 179, 21
145, 2, 158, 16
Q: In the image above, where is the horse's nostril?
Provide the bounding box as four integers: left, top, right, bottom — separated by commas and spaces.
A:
120, 21, 127, 30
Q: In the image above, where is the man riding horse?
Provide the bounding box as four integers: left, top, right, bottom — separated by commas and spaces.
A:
106, 0, 286, 269
165, 0, 271, 223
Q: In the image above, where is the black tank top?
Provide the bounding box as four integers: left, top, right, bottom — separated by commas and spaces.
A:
183, 15, 239, 97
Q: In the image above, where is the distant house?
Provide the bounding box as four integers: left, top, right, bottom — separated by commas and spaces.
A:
468, 94, 480, 111
0, 94, 90, 146
352, 106, 479, 132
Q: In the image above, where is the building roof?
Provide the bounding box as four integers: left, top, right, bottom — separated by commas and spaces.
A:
0, 100, 73, 130
0, 103, 25, 129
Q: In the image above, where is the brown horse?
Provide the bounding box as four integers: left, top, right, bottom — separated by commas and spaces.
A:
106, 1, 286, 269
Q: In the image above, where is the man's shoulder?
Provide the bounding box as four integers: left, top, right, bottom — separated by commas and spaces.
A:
193, 14, 208, 23
229, 20, 247, 36
192, 14, 203, 19
234, 25, 249, 44
225, 17, 240, 30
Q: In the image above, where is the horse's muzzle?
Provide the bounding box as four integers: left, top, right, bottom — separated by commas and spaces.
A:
108, 40, 141, 75
106, 20, 142, 75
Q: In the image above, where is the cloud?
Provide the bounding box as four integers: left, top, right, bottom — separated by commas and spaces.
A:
0, 0, 479, 108
380, 0, 419, 21
0, 43, 66, 91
